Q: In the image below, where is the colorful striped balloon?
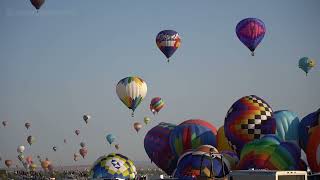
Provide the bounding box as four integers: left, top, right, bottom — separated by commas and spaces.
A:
169, 119, 217, 157
173, 145, 229, 179
224, 95, 276, 154
150, 97, 165, 115
116, 76, 147, 117
238, 135, 301, 170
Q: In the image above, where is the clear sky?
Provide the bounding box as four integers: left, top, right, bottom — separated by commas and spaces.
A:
0, 0, 319, 167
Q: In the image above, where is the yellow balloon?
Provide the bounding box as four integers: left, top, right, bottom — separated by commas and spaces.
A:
217, 126, 233, 152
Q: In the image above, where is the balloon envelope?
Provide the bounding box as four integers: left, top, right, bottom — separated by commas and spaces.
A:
89, 153, 136, 179
144, 117, 151, 125
2, 121, 7, 127
156, 30, 181, 61
173, 145, 229, 179
116, 76, 147, 116
80, 142, 86, 148
299, 57, 316, 75
133, 122, 142, 133
25, 122, 31, 129
224, 95, 276, 154
83, 114, 90, 124
237, 135, 301, 170
115, 144, 120, 150
75, 129, 80, 136
306, 126, 320, 172
150, 97, 165, 114
30, 0, 45, 10
80, 147, 88, 158
5, 160, 12, 168
27, 136, 35, 145
217, 126, 233, 152
106, 134, 115, 145
170, 119, 217, 157
236, 18, 266, 55
17, 145, 25, 153
144, 122, 177, 175
299, 108, 320, 151
274, 110, 300, 145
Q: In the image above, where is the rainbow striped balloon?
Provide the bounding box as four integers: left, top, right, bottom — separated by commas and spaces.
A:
150, 97, 165, 115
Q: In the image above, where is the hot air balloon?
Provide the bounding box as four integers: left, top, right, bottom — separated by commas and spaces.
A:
274, 110, 300, 145
17, 154, 25, 162
75, 129, 80, 136
299, 108, 319, 151
173, 145, 229, 179
64, 139, 67, 144
221, 150, 239, 171
26, 156, 32, 165
5, 160, 12, 168
89, 153, 137, 179
133, 122, 142, 133
80, 147, 88, 158
236, 18, 266, 56
48, 164, 54, 172
74, 153, 80, 162
80, 142, 86, 148
156, 30, 181, 62
27, 136, 35, 145
30, 0, 45, 11
115, 144, 120, 150
144, 117, 151, 125
150, 97, 165, 115
106, 134, 115, 145
237, 135, 301, 170
306, 126, 320, 172
216, 125, 234, 152
116, 76, 147, 117
30, 163, 37, 171
17, 145, 25, 154
25, 122, 31, 129
41, 159, 51, 171
169, 119, 217, 157
224, 95, 276, 154
52, 146, 57, 152
299, 57, 316, 76
2, 121, 7, 127
83, 114, 91, 124
144, 122, 177, 175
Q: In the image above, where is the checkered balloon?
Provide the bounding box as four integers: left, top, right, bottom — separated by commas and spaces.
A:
224, 95, 276, 154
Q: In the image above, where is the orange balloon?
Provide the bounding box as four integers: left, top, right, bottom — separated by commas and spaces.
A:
5, 160, 12, 168
216, 126, 233, 152
306, 126, 320, 172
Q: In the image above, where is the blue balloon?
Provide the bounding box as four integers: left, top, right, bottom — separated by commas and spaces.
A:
106, 134, 115, 145
298, 109, 320, 151
299, 57, 316, 75
274, 110, 300, 145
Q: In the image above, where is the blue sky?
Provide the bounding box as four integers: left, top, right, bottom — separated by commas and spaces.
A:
0, 0, 319, 167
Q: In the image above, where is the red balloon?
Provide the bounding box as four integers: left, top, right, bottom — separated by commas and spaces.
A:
79, 147, 88, 158
30, 0, 45, 10
306, 126, 320, 172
